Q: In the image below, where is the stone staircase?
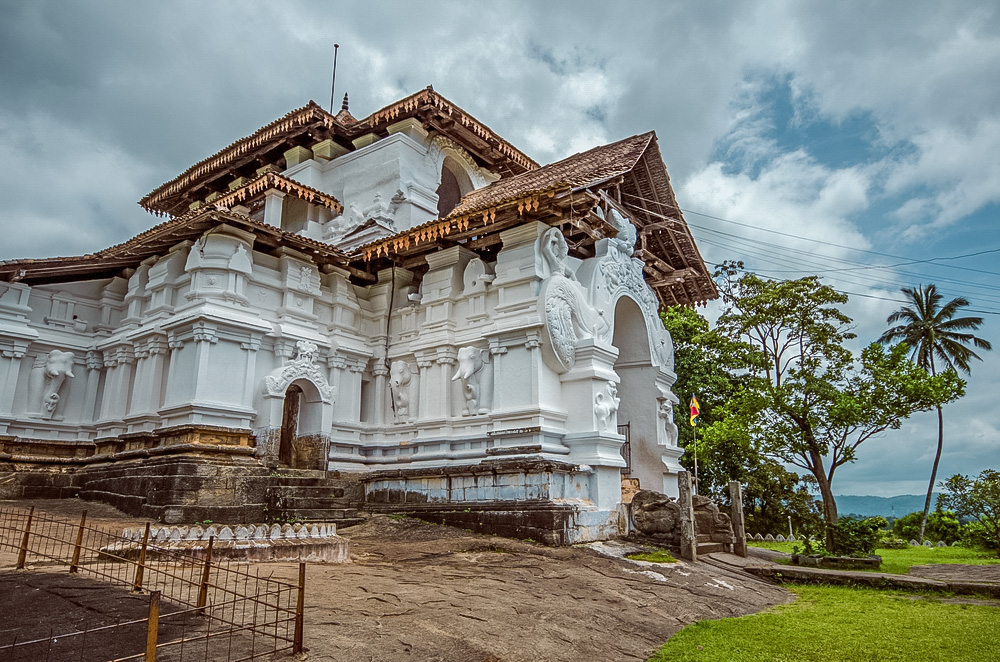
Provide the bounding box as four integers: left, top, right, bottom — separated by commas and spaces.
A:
264, 470, 366, 527
697, 533, 727, 555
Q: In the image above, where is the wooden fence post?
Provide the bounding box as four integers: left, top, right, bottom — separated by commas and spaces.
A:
293, 562, 306, 654
197, 536, 214, 615
16, 506, 34, 569
69, 510, 87, 573
678, 472, 697, 563
132, 522, 150, 592
145, 590, 160, 661
729, 480, 748, 558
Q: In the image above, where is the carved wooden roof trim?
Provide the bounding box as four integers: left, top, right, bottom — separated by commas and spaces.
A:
208, 172, 344, 215
141, 102, 338, 215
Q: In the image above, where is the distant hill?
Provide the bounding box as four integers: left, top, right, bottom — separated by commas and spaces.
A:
834, 494, 941, 519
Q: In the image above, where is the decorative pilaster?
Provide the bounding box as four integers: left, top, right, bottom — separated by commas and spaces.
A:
82, 349, 104, 422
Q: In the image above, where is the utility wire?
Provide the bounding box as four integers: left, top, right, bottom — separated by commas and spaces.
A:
620, 191, 1000, 277
617, 193, 1000, 316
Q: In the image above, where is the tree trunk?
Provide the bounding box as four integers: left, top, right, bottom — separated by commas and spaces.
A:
815, 472, 839, 552
919, 404, 945, 543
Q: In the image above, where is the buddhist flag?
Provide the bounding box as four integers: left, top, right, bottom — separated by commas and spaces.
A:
689, 395, 700, 426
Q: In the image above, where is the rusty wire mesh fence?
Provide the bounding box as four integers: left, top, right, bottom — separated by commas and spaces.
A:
0, 506, 304, 661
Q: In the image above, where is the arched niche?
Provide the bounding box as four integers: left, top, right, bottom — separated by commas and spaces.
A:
611, 295, 661, 491
436, 155, 474, 217
273, 378, 329, 470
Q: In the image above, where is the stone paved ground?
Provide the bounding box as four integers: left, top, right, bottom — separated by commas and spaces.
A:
1, 500, 791, 662
908, 563, 1000, 583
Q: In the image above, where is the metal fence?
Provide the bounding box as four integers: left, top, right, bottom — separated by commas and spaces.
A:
0, 506, 304, 661
618, 422, 631, 474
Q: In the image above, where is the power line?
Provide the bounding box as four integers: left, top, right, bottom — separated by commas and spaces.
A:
620, 191, 1000, 277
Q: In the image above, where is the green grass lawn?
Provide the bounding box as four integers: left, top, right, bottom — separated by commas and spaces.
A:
650, 584, 1000, 661
748, 541, 1000, 575
626, 549, 677, 563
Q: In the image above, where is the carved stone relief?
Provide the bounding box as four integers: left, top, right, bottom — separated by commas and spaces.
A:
657, 387, 679, 447
388, 360, 413, 422
451, 346, 491, 415
26, 350, 76, 419
594, 380, 620, 431
263, 340, 335, 403
539, 228, 610, 373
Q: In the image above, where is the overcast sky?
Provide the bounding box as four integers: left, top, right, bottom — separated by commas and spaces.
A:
2, 0, 998, 497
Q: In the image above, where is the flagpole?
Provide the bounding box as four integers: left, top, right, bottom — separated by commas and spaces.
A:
692, 421, 698, 495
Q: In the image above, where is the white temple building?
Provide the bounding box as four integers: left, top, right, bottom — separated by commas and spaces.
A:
0, 88, 717, 543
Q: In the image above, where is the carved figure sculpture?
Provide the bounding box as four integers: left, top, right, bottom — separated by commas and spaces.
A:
631, 489, 681, 538
540, 227, 577, 280
693, 495, 736, 545
631, 489, 735, 546
594, 380, 620, 431
28, 350, 76, 419
540, 229, 611, 372
452, 346, 489, 415
657, 388, 679, 447
388, 360, 412, 421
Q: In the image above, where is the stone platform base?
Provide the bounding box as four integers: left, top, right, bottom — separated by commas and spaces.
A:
363, 458, 624, 544
104, 522, 349, 563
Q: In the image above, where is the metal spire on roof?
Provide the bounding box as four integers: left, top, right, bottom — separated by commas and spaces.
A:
328, 44, 340, 114
342, 93, 350, 112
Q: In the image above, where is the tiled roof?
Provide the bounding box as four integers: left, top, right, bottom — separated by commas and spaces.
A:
0, 208, 347, 286
450, 133, 653, 218
141, 87, 537, 217
140, 102, 336, 215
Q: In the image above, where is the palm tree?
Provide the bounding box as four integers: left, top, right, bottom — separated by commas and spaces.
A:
879, 284, 991, 542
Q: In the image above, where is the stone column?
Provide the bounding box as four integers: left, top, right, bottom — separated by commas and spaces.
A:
126, 336, 168, 423
82, 350, 104, 423
372, 363, 389, 426
730, 480, 748, 558
435, 350, 457, 419
263, 189, 286, 228
0, 344, 28, 420
415, 355, 434, 420
99, 344, 136, 426
678, 471, 697, 562
239, 336, 262, 411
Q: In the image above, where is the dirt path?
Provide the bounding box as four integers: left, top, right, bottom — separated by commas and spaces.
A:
1, 501, 791, 661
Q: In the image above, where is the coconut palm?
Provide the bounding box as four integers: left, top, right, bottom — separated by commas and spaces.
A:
879, 284, 991, 542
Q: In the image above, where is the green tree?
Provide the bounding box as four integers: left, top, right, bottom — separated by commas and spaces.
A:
878, 284, 992, 542
939, 470, 1000, 555
660, 306, 819, 534
713, 263, 964, 552
892, 508, 962, 544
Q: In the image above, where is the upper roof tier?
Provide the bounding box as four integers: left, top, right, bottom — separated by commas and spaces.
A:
141, 87, 538, 218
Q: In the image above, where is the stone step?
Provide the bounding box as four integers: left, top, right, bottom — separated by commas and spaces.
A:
697, 542, 726, 555
271, 485, 348, 498
278, 495, 353, 509
281, 507, 360, 521
267, 476, 356, 488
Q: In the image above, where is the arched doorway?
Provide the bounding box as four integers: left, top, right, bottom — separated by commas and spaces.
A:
611, 296, 662, 491
278, 384, 302, 467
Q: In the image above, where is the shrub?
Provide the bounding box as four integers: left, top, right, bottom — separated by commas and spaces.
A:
959, 521, 997, 552
892, 508, 961, 544
828, 516, 887, 556
939, 470, 1000, 556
